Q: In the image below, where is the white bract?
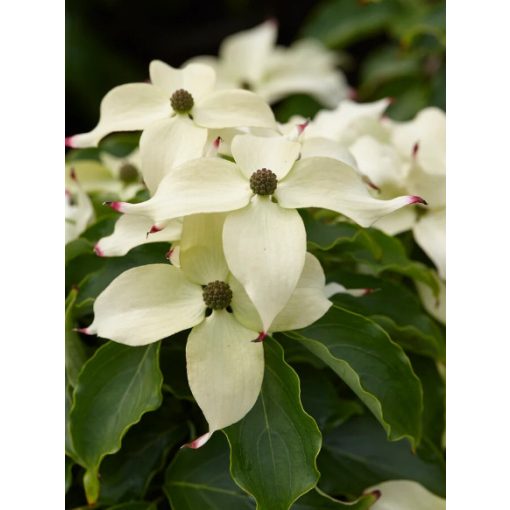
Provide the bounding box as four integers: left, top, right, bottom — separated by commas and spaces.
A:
84, 214, 331, 446
368, 480, 446, 510
111, 133, 424, 330
188, 21, 349, 107
65, 173, 94, 244
65, 149, 143, 201
66, 61, 275, 195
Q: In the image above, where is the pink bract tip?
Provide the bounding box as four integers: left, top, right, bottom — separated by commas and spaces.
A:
387, 96, 396, 105
213, 136, 222, 149
370, 489, 382, 500
104, 201, 123, 212
74, 327, 91, 335
165, 248, 174, 260
65, 136, 74, 148
182, 432, 212, 449
252, 332, 268, 343
93, 244, 104, 257
363, 288, 375, 296
412, 141, 420, 158
149, 225, 163, 234
408, 195, 428, 206
297, 120, 309, 135
362, 175, 380, 192
348, 88, 358, 100
266, 17, 278, 28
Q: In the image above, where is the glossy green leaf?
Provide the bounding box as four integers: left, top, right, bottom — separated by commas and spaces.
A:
328, 270, 445, 361
66, 237, 94, 265
317, 414, 445, 499
165, 433, 254, 509
294, 364, 363, 431
294, 487, 378, 509
69, 341, 163, 502
99, 396, 189, 504
65, 289, 90, 387
410, 355, 445, 451
224, 339, 322, 510
284, 306, 422, 447
159, 334, 193, 401
303, 215, 439, 295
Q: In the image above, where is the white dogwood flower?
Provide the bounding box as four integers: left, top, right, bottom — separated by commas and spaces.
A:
66, 61, 275, 194
188, 21, 349, 107
65, 149, 144, 201
107, 133, 425, 330
82, 213, 331, 447
65, 171, 94, 244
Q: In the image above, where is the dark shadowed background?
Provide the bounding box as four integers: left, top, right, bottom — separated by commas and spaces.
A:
66, 0, 445, 135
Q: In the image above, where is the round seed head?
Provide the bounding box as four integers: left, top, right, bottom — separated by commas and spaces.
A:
202, 281, 233, 310
249, 168, 277, 195
170, 89, 194, 114
119, 163, 139, 183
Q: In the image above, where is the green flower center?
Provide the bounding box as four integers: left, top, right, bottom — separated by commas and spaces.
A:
170, 89, 194, 114
202, 281, 233, 310
119, 163, 139, 184
250, 168, 278, 195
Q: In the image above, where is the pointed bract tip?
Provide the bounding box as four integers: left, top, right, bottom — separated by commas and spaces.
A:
65, 136, 75, 148
74, 327, 91, 335
182, 432, 212, 449
387, 96, 396, 105
103, 201, 124, 212
165, 248, 174, 260
93, 244, 104, 257
266, 17, 278, 28
408, 195, 428, 206
252, 332, 268, 343
70, 167, 77, 181
297, 120, 310, 135
412, 141, 420, 158
149, 224, 163, 234
213, 136, 222, 149
348, 87, 358, 100
370, 489, 382, 500
363, 288, 375, 296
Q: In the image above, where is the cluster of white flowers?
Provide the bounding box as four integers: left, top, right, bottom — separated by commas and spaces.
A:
66, 22, 445, 448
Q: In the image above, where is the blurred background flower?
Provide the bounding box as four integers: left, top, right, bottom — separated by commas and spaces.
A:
66, 0, 445, 136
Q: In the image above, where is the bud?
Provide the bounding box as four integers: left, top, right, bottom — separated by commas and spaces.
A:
119, 163, 139, 183
202, 281, 233, 310
249, 168, 277, 195
170, 89, 194, 114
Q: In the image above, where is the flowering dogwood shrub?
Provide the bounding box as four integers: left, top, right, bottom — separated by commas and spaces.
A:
66, 19, 445, 510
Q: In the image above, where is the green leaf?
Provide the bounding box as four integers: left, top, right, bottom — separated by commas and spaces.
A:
294, 364, 363, 431
303, 0, 399, 48
65, 289, 90, 387
283, 306, 422, 448
159, 334, 193, 400
224, 339, 322, 510
410, 355, 445, 451
65, 456, 74, 493
293, 487, 378, 509
303, 215, 439, 295
69, 341, 163, 502
328, 270, 445, 361
66, 237, 94, 265
165, 433, 255, 509
106, 502, 158, 510
99, 396, 189, 504
317, 414, 445, 499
